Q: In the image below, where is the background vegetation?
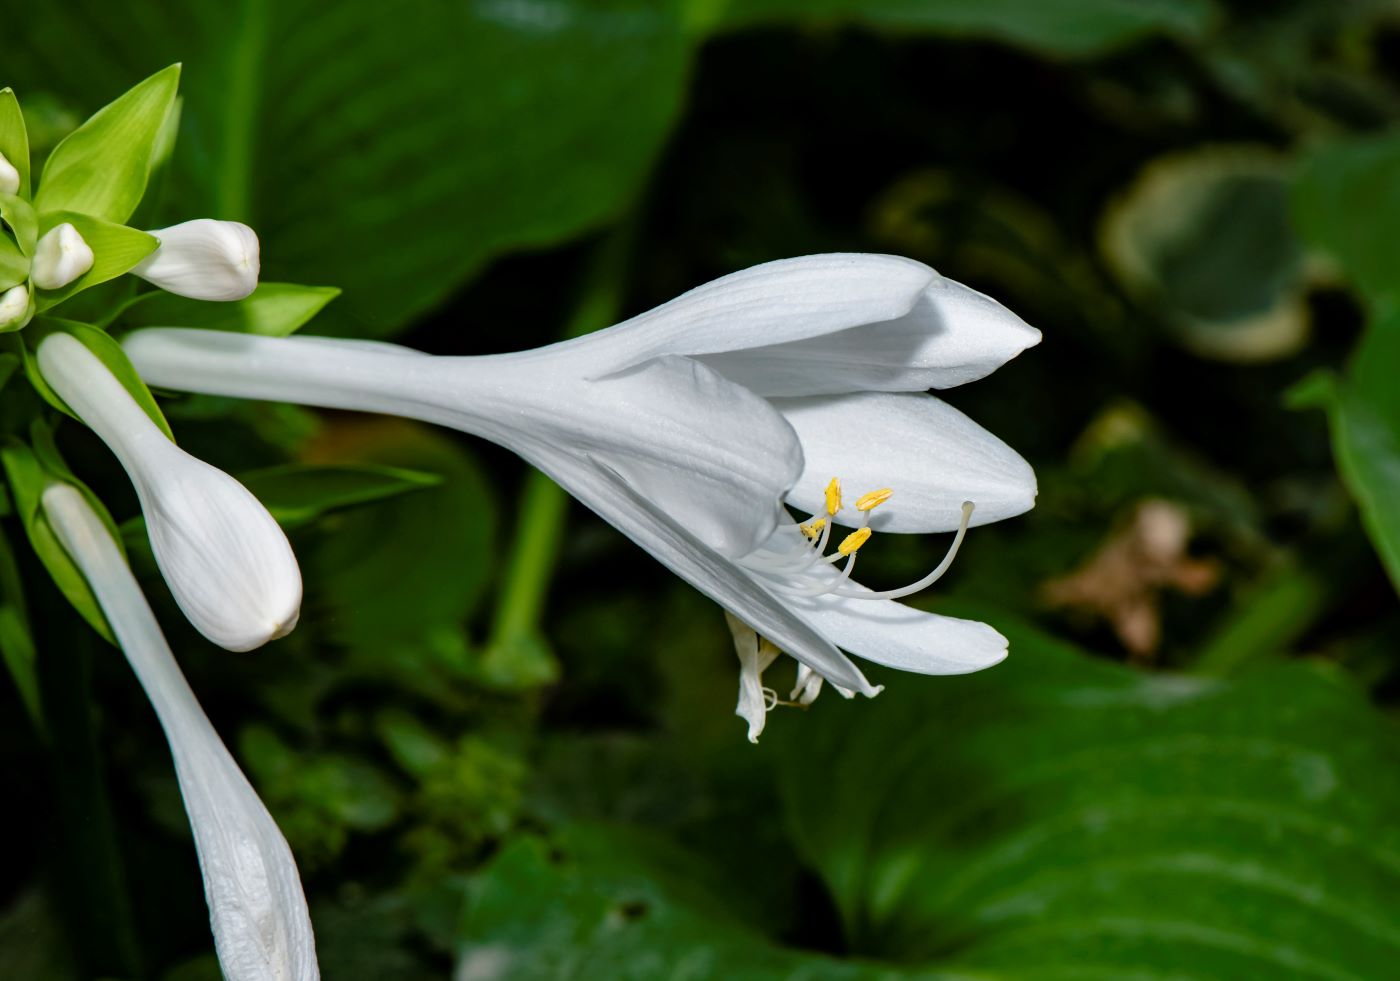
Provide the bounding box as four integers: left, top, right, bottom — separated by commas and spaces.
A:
3, 1, 1400, 977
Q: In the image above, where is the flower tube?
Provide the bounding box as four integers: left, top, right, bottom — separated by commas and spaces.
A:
37, 332, 301, 651
41, 482, 318, 981
125, 253, 1040, 734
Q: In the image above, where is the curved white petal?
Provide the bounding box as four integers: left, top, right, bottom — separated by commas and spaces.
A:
699, 277, 1041, 396
745, 525, 1006, 675
125, 330, 803, 559
549, 451, 879, 695
41, 484, 318, 981
132, 219, 260, 300
775, 391, 1037, 532
561, 253, 935, 374
37, 333, 301, 651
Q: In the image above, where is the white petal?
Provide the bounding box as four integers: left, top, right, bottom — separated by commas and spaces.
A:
725, 613, 780, 743
133, 219, 260, 301
125, 330, 804, 559
41, 484, 319, 981
0, 151, 19, 194
699, 277, 1041, 396
37, 333, 301, 651
552, 452, 879, 695
31, 222, 94, 290
775, 391, 1037, 532
563, 253, 935, 374
749, 526, 1007, 674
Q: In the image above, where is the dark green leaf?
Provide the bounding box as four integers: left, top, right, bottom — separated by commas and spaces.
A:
2, 1, 689, 337
777, 614, 1400, 975
1293, 133, 1400, 309
707, 0, 1217, 57
461, 826, 900, 981
33, 64, 180, 223
116, 281, 340, 335
237, 461, 440, 528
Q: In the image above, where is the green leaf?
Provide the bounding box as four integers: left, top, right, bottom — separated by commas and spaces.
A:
776, 614, 1400, 976
116, 281, 340, 335
1100, 148, 1307, 362
22, 319, 175, 440
32, 212, 157, 309
462, 826, 894, 981
236, 461, 440, 528
0, 235, 29, 292
1293, 133, 1400, 309
0, 88, 31, 198
33, 64, 180, 223
0, 192, 37, 254
1310, 313, 1400, 594
0, 525, 43, 734
0, 2, 689, 337
1292, 133, 1400, 594
703, 0, 1217, 57
307, 420, 494, 693
0, 440, 116, 644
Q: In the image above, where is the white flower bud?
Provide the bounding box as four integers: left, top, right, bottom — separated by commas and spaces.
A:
0, 151, 19, 194
36, 332, 302, 651
0, 284, 29, 328
31, 222, 95, 290
132, 219, 260, 301
40, 483, 320, 981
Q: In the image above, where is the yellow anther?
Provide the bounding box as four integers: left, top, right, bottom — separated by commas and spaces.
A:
837, 527, 872, 556
855, 488, 893, 512
800, 518, 827, 540
825, 477, 842, 515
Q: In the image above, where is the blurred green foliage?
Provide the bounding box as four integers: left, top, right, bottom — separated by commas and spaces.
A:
2, 0, 1400, 979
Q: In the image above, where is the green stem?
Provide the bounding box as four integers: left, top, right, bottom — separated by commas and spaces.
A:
485, 229, 633, 655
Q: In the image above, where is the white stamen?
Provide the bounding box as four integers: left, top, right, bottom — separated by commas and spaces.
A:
834, 500, 974, 600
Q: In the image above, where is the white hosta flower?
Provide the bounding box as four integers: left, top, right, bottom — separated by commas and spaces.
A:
124, 253, 1040, 734
37, 332, 301, 651
0, 284, 29, 329
132, 219, 260, 301
41, 483, 319, 981
0, 150, 19, 194
31, 222, 94, 290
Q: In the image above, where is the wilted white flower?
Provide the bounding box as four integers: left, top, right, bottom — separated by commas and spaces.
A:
41, 482, 319, 981
31, 222, 94, 290
0, 283, 28, 328
131, 219, 260, 301
125, 254, 1040, 737
0, 150, 18, 194
36, 332, 301, 651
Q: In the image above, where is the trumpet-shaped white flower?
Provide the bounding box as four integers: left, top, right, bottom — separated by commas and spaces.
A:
31, 222, 94, 290
132, 219, 260, 301
37, 332, 301, 651
0, 151, 18, 194
124, 253, 1040, 736
0, 284, 29, 328
41, 483, 319, 981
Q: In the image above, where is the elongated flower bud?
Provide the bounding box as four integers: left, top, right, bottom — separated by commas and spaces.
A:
0, 151, 19, 194
132, 218, 260, 300
41, 483, 320, 981
36, 332, 301, 651
0, 284, 28, 329
31, 222, 94, 290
